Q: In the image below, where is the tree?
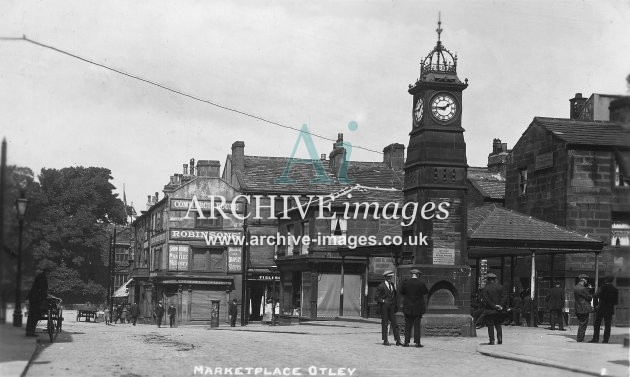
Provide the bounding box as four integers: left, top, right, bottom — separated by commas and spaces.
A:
11, 166, 127, 304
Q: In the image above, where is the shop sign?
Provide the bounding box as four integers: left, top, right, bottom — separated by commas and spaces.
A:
161, 279, 230, 285
535, 152, 554, 171
249, 274, 279, 281
433, 247, 455, 265
169, 229, 241, 241
170, 198, 243, 213
228, 247, 242, 272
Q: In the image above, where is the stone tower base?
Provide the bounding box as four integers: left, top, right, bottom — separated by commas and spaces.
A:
395, 313, 476, 337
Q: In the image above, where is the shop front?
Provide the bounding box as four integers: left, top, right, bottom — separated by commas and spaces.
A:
276, 255, 367, 320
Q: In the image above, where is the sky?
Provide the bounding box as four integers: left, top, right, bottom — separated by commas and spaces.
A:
1, 0, 629, 213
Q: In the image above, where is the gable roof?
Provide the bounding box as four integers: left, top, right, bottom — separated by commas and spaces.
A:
532, 117, 630, 148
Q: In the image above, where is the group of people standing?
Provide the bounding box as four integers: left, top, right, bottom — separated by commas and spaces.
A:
104, 302, 140, 325
153, 301, 177, 328
377, 269, 620, 346
375, 269, 428, 347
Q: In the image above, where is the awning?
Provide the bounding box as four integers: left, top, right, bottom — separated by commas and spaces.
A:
112, 279, 133, 297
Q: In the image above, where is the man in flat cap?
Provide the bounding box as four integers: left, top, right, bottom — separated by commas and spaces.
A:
375, 270, 402, 346
574, 274, 593, 342
401, 268, 429, 347
481, 272, 506, 345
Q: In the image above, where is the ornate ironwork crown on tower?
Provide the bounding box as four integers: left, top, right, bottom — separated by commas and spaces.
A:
413, 13, 459, 85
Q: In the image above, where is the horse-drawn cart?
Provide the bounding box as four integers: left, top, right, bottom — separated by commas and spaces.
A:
76, 302, 98, 322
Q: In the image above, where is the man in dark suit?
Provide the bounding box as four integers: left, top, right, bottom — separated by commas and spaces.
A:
130, 302, 140, 326
25, 266, 52, 337
589, 276, 619, 343
401, 268, 429, 348
229, 299, 238, 327
482, 273, 506, 345
154, 301, 165, 328
574, 274, 593, 342
546, 282, 565, 331
375, 270, 402, 346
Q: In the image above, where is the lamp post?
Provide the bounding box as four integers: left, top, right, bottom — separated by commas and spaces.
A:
13, 193, 28, 327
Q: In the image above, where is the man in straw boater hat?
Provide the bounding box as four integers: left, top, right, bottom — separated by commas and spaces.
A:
481, 272, 506, 345
401, 268, 429, 347
375, 270, 402, 346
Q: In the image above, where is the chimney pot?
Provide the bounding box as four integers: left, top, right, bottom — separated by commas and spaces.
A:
320, 154, 326, 161
183, 164, 188, 175
570, 92, 588, 120
190, 158, 195, 176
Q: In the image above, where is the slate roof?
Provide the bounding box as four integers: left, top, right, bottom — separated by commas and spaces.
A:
533, 117, 630, 148
467, 166, 505, 200
468, 204, 603, 250
236, 155, 404, 194
281, 184, 403, 216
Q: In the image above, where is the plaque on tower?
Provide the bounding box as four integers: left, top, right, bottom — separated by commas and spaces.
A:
433, 247, 455, 265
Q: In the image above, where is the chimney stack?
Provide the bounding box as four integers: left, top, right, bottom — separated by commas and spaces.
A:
183, 164, 188, 175
383, 143, 405, 170
190, 158, 195, 176
609, 96, 630, 129
146, 195, 152, 209
155, 192, 159, 202
570, 93, 588, 120
197, 160, 221, 177
232, 141, 245, 173
329, 133, 345, 176
487, 138, 509, 176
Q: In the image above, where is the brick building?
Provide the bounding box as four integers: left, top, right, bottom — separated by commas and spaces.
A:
505, 94, 630, 325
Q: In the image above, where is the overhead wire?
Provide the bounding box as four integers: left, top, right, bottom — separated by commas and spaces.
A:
1, 35, 383, 155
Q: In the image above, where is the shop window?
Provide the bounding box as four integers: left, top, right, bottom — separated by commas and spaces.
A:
518, 168, 528, 195
300, 221, 310, 255
168, 245, 189, 271
195, 211, 223, 229
614, 159, 628, 187
611, 212, 630, 247
192, 248, 226, 272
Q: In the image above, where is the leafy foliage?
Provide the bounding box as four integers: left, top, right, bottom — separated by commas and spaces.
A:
2, 165, 127, 304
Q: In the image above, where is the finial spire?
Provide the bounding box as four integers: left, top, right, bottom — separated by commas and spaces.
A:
436, 12, 443, 42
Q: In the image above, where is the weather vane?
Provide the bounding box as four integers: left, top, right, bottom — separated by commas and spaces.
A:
436, 12, 443, 42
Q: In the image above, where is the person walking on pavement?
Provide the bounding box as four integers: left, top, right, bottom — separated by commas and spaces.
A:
229, 299, 238, 327
130, 302, 140, 326
546, 282, 565, 331
574, 274, 593, 342
167, 304, 177, 328
115, 304, 123, 324
154, 301, 165, 328
25, 266, 52, 337
589, 276, 619, 343
482, 273, 506, 345
400, 268, 429, 348
121, 303, 128, 324
375, 270, 402, 346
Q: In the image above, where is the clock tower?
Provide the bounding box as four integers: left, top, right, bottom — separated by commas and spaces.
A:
400, 15, 473, 334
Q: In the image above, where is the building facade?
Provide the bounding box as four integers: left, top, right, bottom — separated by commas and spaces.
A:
505, 94, 630, 325
130, 160, 245, 325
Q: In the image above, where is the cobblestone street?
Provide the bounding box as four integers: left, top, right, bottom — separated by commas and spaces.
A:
24, 311, 577, 377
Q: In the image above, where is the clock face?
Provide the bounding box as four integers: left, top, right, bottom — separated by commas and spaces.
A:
413, 98, 423, 126
431, 93, 458, 123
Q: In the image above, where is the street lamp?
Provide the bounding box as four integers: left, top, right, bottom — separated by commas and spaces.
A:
13, 193, 28, 327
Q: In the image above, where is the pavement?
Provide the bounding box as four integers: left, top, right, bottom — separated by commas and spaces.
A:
0, 320, 38, 377
2, 310, 629, 377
